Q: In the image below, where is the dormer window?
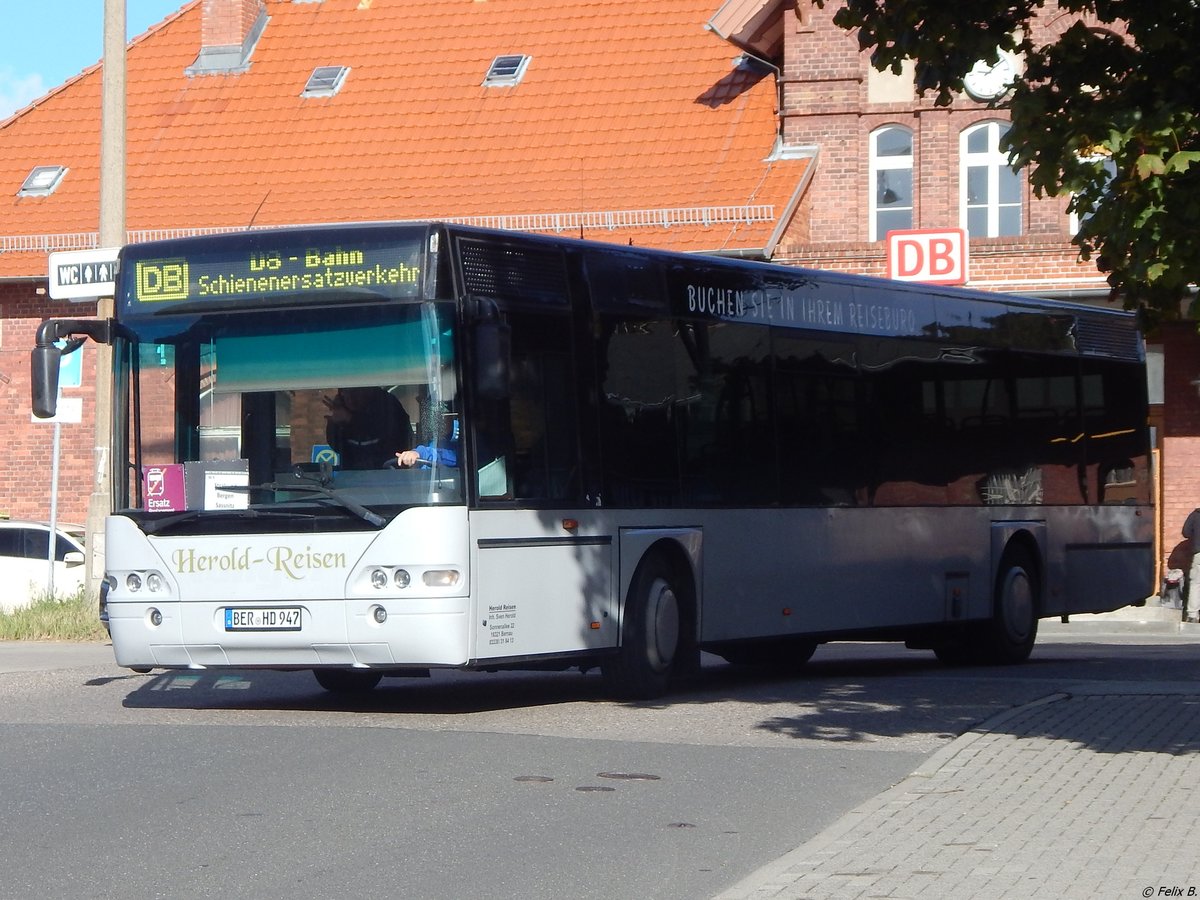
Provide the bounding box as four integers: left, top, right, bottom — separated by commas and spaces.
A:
17, 165, 67, 197
302, 66, 350, 98
484, 55, 531, 87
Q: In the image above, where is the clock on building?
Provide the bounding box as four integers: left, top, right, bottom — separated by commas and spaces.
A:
963, 51, 1017, 101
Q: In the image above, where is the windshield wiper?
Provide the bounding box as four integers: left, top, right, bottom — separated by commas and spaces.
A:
137, 506, 316, 535
219, 481, 387, 528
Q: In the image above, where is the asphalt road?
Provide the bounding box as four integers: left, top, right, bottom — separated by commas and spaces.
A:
1, 632, 1197, 900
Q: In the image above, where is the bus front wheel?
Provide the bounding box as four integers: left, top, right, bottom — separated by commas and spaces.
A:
602, 553, 688, 700
313, 668, 383, 694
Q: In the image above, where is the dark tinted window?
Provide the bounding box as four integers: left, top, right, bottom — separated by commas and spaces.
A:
598, 316, 684, 506
773, 332, 864, 506
53, 533, 79, 561
865, 342, 1088, 507
589, 284, 1145, 511
1081, 357, 1152, 505
677, 321, 774, 505
20, 528, 50, 561
475, 310, 581, 503
0, 529, 20, 557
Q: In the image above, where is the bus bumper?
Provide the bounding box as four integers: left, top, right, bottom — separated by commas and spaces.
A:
106, 597, 472, 669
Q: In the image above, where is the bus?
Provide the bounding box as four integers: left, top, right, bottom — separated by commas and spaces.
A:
31, 222, 1154, 698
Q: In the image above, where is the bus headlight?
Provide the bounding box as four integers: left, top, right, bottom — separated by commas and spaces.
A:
370, 568, 389, 590
423, 569, 460, 587
125, 572, 166, 593
371, 605, 388, 624
148, 608, 163, 627
394, 569, 411, 589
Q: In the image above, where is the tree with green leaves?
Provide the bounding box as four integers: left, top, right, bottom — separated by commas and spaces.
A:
816, 0, 1200, 322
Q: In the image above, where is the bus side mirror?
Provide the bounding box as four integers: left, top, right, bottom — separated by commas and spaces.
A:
474, 318, 511, 399
31, 344, 62, 419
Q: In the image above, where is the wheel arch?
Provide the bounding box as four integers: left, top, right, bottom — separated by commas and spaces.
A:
990, 522, 1045, 616
617, 528, 701, 642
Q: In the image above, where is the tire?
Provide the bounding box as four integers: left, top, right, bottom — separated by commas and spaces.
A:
932, 546, 1040, 666
602, 553, 688, 700
980, 546, 1039, 664
313, 668, 383, 693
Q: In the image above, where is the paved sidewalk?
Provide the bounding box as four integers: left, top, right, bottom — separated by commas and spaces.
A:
1040, 601, 1196, 636
716, 685, 1200, 899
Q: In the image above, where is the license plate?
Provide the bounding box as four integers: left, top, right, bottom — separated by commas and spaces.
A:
224, 607, 302, 631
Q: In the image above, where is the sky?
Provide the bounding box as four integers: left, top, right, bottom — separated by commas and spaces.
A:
0, 1, 186, 119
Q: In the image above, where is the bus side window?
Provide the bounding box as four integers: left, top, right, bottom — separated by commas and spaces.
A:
598, 316, 683, 507
476, 310, 581, 503
678, 320, 774, 505
1081, 357, 1152, 506
771, 333, 863, 506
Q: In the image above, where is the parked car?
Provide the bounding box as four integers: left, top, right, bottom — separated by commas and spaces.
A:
0, 520, 86, 611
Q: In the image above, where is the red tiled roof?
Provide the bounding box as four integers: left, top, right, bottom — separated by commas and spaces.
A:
0, 0, 808, 279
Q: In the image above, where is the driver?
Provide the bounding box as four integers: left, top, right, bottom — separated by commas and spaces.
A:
324, 386, 413, 469
396, 413, 459, 468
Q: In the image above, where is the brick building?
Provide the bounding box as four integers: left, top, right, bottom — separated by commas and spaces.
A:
0, 0, 1180, 576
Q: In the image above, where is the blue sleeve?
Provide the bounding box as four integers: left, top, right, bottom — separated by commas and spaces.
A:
416, 445, 458, 467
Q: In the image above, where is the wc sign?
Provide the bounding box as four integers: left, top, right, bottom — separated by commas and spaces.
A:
886, 229, 968, 285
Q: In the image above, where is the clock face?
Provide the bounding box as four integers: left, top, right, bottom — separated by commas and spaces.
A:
964, 53, 1017, 100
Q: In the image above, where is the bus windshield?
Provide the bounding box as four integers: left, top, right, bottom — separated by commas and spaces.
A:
118, 300, 461, 523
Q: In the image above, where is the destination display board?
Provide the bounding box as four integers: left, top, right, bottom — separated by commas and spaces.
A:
118, 226, 428, 315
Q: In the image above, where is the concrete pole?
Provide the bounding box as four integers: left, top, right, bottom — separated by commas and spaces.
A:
86, 0, 125, 594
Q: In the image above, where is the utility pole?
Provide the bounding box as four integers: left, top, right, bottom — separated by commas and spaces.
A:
86, 0, 125, 593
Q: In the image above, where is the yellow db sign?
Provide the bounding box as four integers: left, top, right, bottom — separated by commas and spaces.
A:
136, 259, 190, 302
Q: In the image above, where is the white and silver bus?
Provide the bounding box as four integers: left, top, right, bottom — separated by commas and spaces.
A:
32, 222, 1154, 698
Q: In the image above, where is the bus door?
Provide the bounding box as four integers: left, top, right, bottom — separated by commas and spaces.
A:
464, 261, 614, 662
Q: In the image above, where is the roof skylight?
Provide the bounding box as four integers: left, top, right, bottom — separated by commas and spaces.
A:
483, 55, 531, 87
302, 66, 350, 98
17, 165, 67, 197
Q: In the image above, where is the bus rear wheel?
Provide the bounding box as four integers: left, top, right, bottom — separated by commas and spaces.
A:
602, 553, 687, 700
313, 668, 383, 693
980, 546, 1039, 664
933, 546, 1039, 666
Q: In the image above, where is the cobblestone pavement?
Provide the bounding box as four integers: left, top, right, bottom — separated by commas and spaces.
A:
716, 685, 1200, 899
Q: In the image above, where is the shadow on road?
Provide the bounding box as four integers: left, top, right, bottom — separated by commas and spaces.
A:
108, 639, 1200, 753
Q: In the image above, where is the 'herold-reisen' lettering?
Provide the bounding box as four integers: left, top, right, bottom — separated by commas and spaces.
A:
170, 546, 347, 580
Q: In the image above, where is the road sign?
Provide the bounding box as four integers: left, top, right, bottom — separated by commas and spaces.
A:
312, 444, 340, 465
31, 397, 82, 424
48, 247, 120, 301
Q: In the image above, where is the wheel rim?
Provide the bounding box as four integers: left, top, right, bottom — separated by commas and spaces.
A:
999, 566, 1034, 644
645, 576, 680, 673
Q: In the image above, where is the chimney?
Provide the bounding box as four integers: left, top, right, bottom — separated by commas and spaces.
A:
186, 0, 268, 75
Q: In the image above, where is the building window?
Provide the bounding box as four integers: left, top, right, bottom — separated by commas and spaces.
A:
483, 55, 531, 87
1070, 155, 1118, 235
869, 126, 913, 241
17, 165, 67, 197
961, 121, 1021, 237
301, 66, 350, 98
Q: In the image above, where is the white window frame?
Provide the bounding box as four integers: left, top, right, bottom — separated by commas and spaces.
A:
301, 65, 350, 98
483, 55, 531, 87
960, 121, 1022, 238
869, 125, 914, 242
18, 165, 67, 197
